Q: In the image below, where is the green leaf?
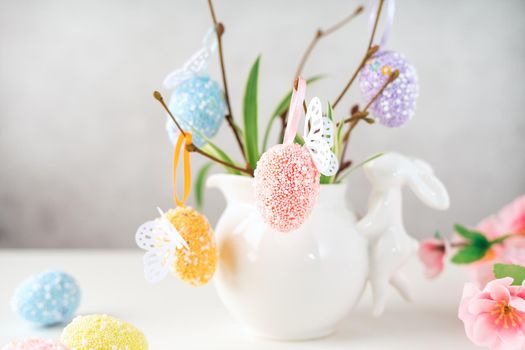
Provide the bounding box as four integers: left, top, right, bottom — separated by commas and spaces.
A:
320, 175, 331, 184
194, 162, 214, 210
334, 114, 345, 161
454, 224, 490, 247
243, 56, 261, 169
451, 245, 488, 264
293, 134, 305, 145
337, 152, 384, 182
261, 75, 323, 151
490, 234, 513, 245
434, 231, 443, 240
201, 143, 241, 175
324, 102, 339, 184
493, 264, 525, 285
187, 125, 242, 175
326, 101, 334, 121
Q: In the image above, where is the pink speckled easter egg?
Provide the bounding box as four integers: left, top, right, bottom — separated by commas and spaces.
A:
2, 338, 70, 350
254, 143, 320, 233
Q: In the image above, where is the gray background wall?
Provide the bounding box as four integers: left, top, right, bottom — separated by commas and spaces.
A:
0, 0, 524, 248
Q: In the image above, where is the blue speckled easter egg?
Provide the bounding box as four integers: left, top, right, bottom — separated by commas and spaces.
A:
166, 76, 226, 147
11, 271, 81, 327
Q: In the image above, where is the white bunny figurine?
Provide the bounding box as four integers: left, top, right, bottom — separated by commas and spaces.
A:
356, 152, 450, 316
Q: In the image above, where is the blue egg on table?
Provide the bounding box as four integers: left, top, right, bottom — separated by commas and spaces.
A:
166, 75, 226, 147
11, 270, 81, 327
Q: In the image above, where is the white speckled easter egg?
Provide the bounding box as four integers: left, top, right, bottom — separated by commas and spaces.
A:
1, 338, 71, 350
60, 314, 148, 350
11, 271, 81, 327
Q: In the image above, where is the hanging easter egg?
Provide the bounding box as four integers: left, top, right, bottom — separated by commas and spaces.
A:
163, 29, 226, 147
254, 143, 320, 232
166, 76, 226, 147
60, 314, 148, 350
254, 79, 337, 233
136, 207, 217, 286
359, 50, 419, 127
11, 270, 81, 327
165, 206, 217, 286
136, 134, 217, 286
2, 338, 71, 350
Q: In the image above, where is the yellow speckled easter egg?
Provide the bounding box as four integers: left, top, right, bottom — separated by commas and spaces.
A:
166, 206, 217, 286
60, 314, 148, 350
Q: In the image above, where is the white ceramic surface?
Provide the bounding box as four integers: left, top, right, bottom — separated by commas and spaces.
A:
207, 174, 368, 340
0, 250, 478, 349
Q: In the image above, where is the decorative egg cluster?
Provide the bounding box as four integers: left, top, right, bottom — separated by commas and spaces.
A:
254, 144, 320, 233
359, 50, 419, 127
60, 314, 148, 350
167, 76, 226, 147
1, 338, 70, 350
165, 206, 218, 286
11, 271, 81, 327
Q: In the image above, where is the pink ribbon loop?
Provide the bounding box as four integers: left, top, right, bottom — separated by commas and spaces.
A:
283, 77, 307, 145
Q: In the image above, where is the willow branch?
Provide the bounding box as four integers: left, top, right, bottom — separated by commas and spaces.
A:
154, 91, 186, 136
332, 45, 379, 109
367, 0, 385, 51
342, 69, 399, 124
334, 109, 368, 180
186, 144, 253, 176
332, 0, 385, 109
207, 0, 247, 164
295, 5, 364, 78
272, 6, 364, 145
334, 70, 399, 180
153, 91, 253, 176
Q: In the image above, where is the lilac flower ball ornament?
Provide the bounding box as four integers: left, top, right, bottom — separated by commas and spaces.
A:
359, 50, 419, 127
163, 28, 226, 147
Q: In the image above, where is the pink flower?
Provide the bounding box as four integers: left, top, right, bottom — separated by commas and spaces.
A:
469, 195, 525, 287
477, 195, 525, 240
470, 242, 525, 288
458, 277, 525, 350
418, 238, 447, 278
498, 195, 525, 236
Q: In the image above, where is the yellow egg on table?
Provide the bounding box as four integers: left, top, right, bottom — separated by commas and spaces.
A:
60, 314, 148, 350
166, 206, 217, 286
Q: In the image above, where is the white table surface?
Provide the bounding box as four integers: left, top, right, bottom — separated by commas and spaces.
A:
0, 250, 478, 349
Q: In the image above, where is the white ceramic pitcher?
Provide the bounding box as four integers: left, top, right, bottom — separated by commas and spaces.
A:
206, 152, 449, 340
207, 174, 368, 340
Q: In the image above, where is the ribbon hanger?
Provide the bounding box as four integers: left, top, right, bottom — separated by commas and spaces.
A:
283, 77, 307, 145
203, 26, 219, 54
173, 132, 192, 207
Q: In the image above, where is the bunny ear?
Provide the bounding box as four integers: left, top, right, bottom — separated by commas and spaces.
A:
408, 159, 450, 210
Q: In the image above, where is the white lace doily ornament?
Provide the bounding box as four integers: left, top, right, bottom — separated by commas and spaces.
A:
135, 207, 189, 283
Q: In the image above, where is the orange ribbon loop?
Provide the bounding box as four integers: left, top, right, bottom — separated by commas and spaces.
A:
173, 132, 192, 207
